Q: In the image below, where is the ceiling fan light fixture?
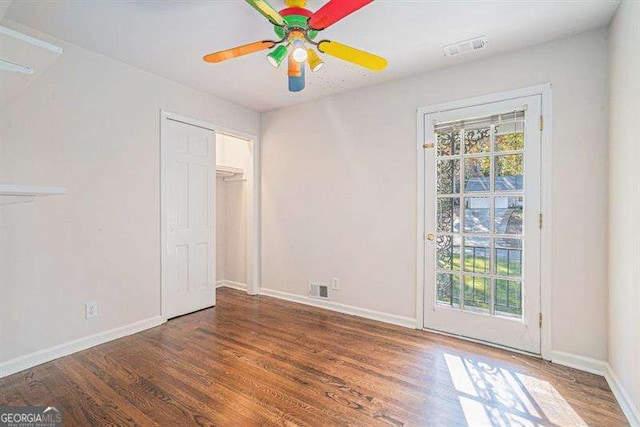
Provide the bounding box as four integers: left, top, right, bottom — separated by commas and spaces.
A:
307, 49, 324, 72
291, 40, 308, 63
204, 0, 387, 92
267, 44, 288, 68
289, 64, 306, 92
288, 55, 302, 77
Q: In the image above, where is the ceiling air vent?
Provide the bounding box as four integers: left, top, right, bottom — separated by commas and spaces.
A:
309, 282, 329, 300
444, 36, 487, 57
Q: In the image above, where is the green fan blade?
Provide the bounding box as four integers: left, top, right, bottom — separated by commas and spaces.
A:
245, 0, 285, 26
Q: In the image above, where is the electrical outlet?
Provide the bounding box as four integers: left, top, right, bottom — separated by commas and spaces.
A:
85, 301, 97, 319
331, 277, 340, 290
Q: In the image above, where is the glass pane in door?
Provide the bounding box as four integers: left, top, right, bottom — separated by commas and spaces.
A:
433, 112, 526, 319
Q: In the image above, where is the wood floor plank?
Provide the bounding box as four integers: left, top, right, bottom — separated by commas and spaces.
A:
81, 350, 220, 426
142, 324, 379, 426
185, 322, 451, 425
55, 355, 160, 426
0, 288, 629, 426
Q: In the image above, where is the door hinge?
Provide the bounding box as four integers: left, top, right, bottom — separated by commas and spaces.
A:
539, 115, 544, 131
539, 312, 543, 328
423, 142, 434, 149
539, 213, 543, 229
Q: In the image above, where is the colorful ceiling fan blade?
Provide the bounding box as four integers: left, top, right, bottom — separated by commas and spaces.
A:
317, 40, 387, 71
203, 41, 276, 63
308, 0, 375, 31
245, 0, 286, 26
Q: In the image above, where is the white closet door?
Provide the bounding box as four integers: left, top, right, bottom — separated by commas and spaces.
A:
164, 118, 216, 318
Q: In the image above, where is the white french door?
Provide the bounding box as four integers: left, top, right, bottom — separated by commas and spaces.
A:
163, 117, 216, 319
423, 95, 542, 354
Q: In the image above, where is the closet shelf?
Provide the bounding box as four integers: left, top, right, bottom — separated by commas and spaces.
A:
0, 184, 67, 205
216, 165, 245, 181
0, 25, 63, 106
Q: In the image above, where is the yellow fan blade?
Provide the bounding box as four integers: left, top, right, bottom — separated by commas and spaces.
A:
317, 40, 387, 71
203, 41, 276, 63
245, 0, 285, 26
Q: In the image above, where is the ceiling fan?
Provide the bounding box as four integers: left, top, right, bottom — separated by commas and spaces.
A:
202, 0, 387, 93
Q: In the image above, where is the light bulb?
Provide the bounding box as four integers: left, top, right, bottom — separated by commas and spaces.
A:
292, 41, 308, 63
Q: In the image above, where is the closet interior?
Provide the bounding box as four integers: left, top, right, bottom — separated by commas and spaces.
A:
216, 133, 252, 291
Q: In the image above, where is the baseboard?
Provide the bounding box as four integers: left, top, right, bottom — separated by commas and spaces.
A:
216, 280, 248, 292
551, 350, 639, 426
605, 363, 640, 426
259, 287, 416, 329
550, 350, 608, 375
0, 316, 165, 379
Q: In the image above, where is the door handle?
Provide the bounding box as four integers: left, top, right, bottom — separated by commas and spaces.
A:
426, 233, 435, 241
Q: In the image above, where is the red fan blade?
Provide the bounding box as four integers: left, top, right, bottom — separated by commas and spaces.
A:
308, 0, 375, 31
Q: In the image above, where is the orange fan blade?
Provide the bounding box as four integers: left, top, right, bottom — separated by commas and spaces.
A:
203, 41, 276, 63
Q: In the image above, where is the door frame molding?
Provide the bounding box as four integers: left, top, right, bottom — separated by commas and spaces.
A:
160, 110, 261, 321
415, 84, 552, 360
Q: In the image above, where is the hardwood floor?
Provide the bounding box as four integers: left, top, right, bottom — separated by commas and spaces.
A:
0, 288, 628, 426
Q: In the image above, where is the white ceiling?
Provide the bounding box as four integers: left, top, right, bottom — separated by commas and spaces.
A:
4, 0, 619, 112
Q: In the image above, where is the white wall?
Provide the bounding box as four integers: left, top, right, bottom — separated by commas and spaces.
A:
261, 28, 610, 361
0, 21, 260, 365
608, 0, 640, 420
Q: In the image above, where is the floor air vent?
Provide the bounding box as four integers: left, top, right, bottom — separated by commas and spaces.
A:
309, 282, 329, 299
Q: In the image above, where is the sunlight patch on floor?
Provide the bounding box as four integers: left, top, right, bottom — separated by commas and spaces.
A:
444, 353, 587, 426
